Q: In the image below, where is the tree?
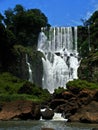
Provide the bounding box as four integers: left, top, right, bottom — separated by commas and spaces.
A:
14, 4, 25, 14
3, 4, 49, 46
4, 8, 14, 29
86, 11, 98, 25
0, 4, 49, 71
0, 13, 4, 23
79, 10, 98, 55
0, 24, 16, 71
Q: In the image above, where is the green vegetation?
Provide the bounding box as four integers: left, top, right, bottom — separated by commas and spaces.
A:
78, 11, 98, 84
0, 72, 25, 94
3, 5, 48, 46
66, 79, 98, 90
0, 4, 98, 102
0, 4, 49, 72
0, 72, 51, 102
78, 10, 98, 57
54, 87, 66, 95
80, 51, 98, 65
78, 50, 98, 83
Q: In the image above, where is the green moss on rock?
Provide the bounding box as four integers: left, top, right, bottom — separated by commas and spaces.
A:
66, 79, 98, 91
78, 51, 98, 83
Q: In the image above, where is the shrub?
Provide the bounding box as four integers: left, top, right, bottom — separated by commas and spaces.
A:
0, 72, 25, 94
54, 87, 66, 95
66, 79, 98, 90
0, 72, 51, 102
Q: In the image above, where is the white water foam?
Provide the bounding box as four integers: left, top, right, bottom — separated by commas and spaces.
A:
38, 27, 79, 93
26, 54, 33, 82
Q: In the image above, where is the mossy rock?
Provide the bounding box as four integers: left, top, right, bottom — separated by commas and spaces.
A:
66, 79, 98, 91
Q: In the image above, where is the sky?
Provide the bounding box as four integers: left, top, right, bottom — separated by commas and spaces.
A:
0, 0, 98, 27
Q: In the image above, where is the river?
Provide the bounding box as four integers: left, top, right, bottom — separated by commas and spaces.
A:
0, 120, 98, 130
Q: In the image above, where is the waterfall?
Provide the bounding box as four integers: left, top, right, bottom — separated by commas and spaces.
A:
38, 27, 79, 93
26, 54, 33, 83
88, 25, 91, 51
74, 26, 78, 52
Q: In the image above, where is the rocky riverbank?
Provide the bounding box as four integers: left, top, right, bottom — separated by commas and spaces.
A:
0, 81, 98, 123
48, 84, 98, 123
0, 100, 41, 120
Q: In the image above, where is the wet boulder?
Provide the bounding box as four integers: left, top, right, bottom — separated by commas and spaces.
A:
41, 108, 54, 120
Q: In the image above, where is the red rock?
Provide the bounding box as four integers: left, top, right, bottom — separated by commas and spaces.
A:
62, 91, 74, 99
49, 99, 66, 109
68, 101, 98, 123
41, 128, 54, 130
0, 100, 40, 120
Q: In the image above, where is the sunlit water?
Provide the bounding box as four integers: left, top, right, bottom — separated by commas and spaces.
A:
38, 27, 79, 93
0, 120, 97, 130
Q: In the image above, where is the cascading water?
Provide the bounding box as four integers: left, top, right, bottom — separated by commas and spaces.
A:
26, 54, 33, 83
38, 27, 79, 93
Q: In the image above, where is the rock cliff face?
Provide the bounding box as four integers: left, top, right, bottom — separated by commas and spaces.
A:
29, 50, 44, 87
0, 100, 40, 120
48, 85, 98, 123
8, 45, 44, 87
78, 51, 98, 83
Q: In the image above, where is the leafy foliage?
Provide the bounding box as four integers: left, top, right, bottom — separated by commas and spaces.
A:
0, 24, 16, 71
3, 5, 48, 46
0, 4, 49, 72
79, 10, 98, 57
84, 11, 98, 25
54, 87, 66, 95
0, 72, 51, 102
66, 79, 98, 90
